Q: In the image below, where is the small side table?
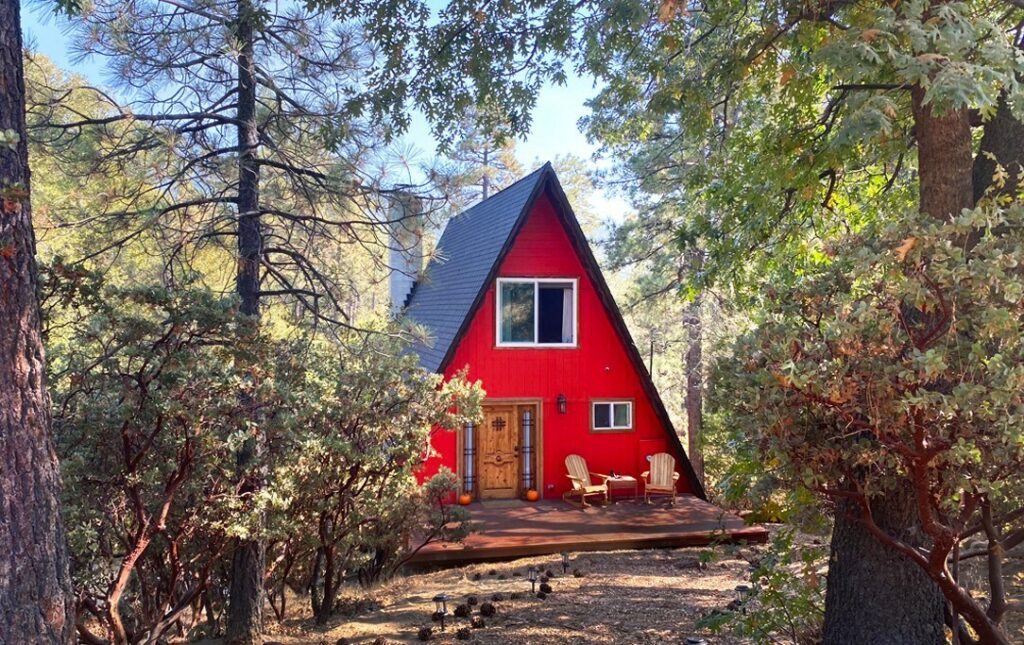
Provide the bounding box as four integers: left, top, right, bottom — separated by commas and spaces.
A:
605, 475, 638, 502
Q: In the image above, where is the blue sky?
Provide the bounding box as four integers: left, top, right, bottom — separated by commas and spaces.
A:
21, 4, 632, 223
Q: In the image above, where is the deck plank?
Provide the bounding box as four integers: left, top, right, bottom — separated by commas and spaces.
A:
409, 495, 768, 564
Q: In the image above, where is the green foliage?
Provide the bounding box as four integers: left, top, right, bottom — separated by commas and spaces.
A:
717, 200, 1024, 512
436, 107, 524, 212
46, 266, 484, 638
49, 276, 257, 641
701, 528, 826, 644
258, 339, 483, 608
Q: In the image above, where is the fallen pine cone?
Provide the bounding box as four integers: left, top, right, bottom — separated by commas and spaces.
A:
479, 602, 496, 617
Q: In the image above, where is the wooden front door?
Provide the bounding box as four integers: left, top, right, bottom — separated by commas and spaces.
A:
478, 405, 519, 499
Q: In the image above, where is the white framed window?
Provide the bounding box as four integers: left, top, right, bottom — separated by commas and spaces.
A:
496, 278, 577, 347
591, 400, 633, 432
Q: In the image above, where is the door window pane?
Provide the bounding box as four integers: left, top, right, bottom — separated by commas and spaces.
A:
500, 282, 534, 343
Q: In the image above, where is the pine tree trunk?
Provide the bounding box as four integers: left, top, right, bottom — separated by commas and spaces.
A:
683, 291, 703, 485
225, 0, 265, 642
824, 490, 947, 644
0, 1, 74, 641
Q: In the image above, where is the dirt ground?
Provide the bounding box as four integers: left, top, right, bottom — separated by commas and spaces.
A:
249, 540, 784, 644
194, 531, 1022, 645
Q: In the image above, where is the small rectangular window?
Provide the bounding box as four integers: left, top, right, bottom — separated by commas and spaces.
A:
497, 278, 576, 346
591, 400, 633, 432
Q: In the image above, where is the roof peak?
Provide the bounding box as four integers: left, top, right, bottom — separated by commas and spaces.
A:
453, 162, 553, 218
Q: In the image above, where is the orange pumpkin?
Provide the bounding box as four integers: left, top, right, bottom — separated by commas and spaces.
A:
525, 489, 540, 502
458, 493, 473, 506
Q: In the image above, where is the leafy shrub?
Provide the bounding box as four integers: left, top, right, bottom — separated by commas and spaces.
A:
47, 274, 484, 639
699, 528, 826, 644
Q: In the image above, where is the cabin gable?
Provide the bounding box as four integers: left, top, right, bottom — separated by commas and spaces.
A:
416, 172, 704, 501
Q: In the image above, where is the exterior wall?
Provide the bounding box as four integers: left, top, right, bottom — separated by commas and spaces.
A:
420, 191, 693, 499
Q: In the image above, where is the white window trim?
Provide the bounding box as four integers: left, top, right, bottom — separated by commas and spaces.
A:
495, 277, 579, 348
591, 400, 634, 431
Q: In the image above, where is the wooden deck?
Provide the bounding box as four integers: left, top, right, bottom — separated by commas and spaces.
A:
409, 495, 768, 564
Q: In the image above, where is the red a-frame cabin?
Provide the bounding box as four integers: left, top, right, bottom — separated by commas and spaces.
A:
401, 163, 705, 503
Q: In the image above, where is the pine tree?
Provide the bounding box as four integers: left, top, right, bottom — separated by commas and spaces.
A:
0, 0, 74, 641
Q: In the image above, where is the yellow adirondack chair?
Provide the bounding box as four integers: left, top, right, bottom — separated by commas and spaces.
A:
642, 453, 680, 505
563, 454, 610, 508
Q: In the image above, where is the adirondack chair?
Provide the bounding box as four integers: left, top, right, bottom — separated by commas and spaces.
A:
642, 452, 680, 505
563, 454, 610, 508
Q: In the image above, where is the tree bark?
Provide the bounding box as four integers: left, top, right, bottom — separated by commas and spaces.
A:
822, 79, 975, 645
0, 0, 75, 641
683, 289, 703, 486
824, 490, 948, 644
225, 0, 265, 642
911, 85, 975, 221
972, 94, 1024, 203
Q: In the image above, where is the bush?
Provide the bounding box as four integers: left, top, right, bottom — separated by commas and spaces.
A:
698, 529, 826, 643
47, 276, 485, 639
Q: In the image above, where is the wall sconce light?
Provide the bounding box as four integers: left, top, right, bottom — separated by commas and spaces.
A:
557, 393, 567, 415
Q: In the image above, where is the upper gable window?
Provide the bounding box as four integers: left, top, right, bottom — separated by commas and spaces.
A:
497, 278, 577, 346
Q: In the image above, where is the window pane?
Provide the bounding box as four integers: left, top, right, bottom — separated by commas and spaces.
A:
538, 283, 573, 344
613, 403, 631, 428
500, 282, 534, 343
593, 403, 611, 428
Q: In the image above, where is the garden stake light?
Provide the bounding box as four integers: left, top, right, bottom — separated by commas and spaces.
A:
527, 566, 538, 594
432, 593, 449, 631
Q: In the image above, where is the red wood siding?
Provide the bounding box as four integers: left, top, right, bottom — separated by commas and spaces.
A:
420, 192, 692, 499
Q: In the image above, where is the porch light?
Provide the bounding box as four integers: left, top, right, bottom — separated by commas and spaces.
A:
432, 593, 449, 631
527, 566, 538, 593
560, 552, 570, 574
557, 393, 567, 414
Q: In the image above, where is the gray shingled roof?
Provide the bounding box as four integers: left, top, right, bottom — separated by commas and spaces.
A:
404, 164, 549, 372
